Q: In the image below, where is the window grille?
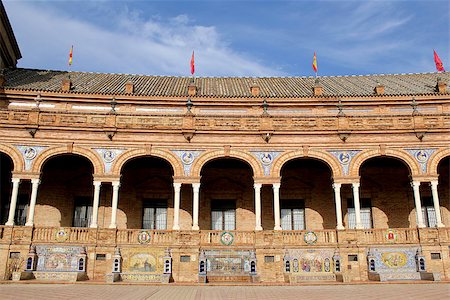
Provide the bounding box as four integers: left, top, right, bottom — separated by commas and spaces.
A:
281, 200, 305, 230
211, 200, 236, 230
143, 199, 167, 230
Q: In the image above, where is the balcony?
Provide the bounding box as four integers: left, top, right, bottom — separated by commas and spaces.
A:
0, 225, 448, 247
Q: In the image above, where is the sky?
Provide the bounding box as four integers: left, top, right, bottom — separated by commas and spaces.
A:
3, 0, 450, 77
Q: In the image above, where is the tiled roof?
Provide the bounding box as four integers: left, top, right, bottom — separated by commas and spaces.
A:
2, 68, 449, 98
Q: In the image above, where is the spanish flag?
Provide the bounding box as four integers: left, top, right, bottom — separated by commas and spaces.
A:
312, 52, 318, 73
434, 50, 445, 72
68, 46, 73, 66
190, 50, 195, 75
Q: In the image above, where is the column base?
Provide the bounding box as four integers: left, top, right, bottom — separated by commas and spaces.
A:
192, 225, 200, 230
255, 226, 263, 231
90, 224, 98, 229
172, 225, 180, 230
274, 226, 282, 230
336, 225, 345, 230
25, 222, 33, 227
437, 223, 445, 228
5, 221, 14, 226
108, 224, 117, 229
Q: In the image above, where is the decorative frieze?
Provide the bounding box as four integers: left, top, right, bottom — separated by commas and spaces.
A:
16, 145, 48, 171
251, 151, 282, 176
172, 150, 203, 176
328, 150, 361, 175
406, 148, 436, 173
93, 148, 126, 173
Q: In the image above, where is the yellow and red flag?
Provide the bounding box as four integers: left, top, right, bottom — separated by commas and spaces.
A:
68, 46, 73, 66
312, 52, 318, 73
434, 50, 445, 72
190, 50, 195, 75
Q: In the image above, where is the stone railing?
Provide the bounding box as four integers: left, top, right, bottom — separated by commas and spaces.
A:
356, 228, 420, 245
1, 226, 449, 247
32, 227, 94, 244
116, 229, 173, 245
281, 230, 337, 246
200, 230, 255, 246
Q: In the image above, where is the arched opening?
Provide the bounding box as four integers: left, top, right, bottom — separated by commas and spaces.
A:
0, 153, 18, 224
356, 157, 412, 228
437, 157, 450, 226
200, 158, 254, 230
38, 154, 94, 227
119, 156, 174, 229
279, 158, 334, 230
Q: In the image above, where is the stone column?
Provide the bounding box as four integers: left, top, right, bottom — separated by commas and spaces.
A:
90, 181, 102, 228
5, 178, 21, 226
273, 183, 282, 230
333, 183, 345, 230
352, 182, 363, 229
109, 181, 120, 229
192, 183, 200, 230
25, 178, 40, 226
254, 183, 263, 231
430, 180, 444, 227
172, 183, 182, 230
412, 181, 425, 228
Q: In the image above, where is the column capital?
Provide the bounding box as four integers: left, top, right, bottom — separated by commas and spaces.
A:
332, 182, 342, 190
272, 182, 281, 190
192, 182, 201, 190
112, 181, 121, 188
173, 182, 182, 190
93, 180, 102, 187
430, 180, 438, 187
31, 178, 41, 185
411, 181, 421, 188
253, 183, 262, 189
11, 177, 21, 184
352, 182, 360, 189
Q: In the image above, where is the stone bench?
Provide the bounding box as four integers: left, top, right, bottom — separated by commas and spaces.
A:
32, 271, 87, 282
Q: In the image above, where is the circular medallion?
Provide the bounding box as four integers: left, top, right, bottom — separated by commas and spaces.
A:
55, 228, 68, 242
220, 231, 234, 246
304, 231, 318, 245
137, 230, 151, 244
181, 152, 194, 165
385, 229, 397, 242
260, 152, 273, 165
338, 152, 351, 165
103, 150, 116, 163
24, 147, 37, 160
415, 150, 428, 163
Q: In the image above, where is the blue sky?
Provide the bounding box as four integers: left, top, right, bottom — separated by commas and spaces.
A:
3, 0, 449, 77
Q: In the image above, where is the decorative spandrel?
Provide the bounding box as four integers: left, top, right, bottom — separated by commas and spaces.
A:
406, 148, 436, 173
251, 151, 282, 176
172, 150, 203, 176
93, 148, 126, 173
16, 145, 48, 171
328, 150, 361, 176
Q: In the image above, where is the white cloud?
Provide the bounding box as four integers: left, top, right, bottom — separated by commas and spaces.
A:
4, 1, 283, 77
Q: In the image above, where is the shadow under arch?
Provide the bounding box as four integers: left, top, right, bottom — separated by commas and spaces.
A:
190, 149, 263, 178
271, 150, 341, 179
32, 146, 104, 175
111, 148, 183, 178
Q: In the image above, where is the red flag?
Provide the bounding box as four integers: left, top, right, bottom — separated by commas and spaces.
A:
68, 45, 73, 66
312, 52, 318, 73
434, 50, 445, 72
190, 51, 195, 75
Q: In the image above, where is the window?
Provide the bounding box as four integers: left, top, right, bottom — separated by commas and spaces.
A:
2, 194, 29, 225
281, 200, 305, 230
421, 197, 437, 227
264, 256, 274, 263
73, 197, 92, 227
347, 198, 372, 229
180, 255, 191, 262
143, 199, 167, 230
211, 200, 236, 230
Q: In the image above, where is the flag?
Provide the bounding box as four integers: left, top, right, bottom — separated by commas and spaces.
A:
68, 46, 73, 66
312, 52, 318, 73
434, 50, 445, 72
190, 50, 195, 75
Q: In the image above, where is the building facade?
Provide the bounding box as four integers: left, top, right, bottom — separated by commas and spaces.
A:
0, 68, 448, 283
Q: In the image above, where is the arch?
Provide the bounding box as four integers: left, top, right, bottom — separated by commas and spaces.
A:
428, 148, 450, 176
349, 149, 420, 177
271, 150, 341, 178
31, 146, 104, 174
0, 144, 24, 172
111, 148, 183, 177
190, 149, 263, 177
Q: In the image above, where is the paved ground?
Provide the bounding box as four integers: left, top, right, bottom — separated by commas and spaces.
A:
0, 282, 449, 300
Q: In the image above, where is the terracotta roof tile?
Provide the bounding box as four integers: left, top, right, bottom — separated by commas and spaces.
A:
2, 68, 449, 98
